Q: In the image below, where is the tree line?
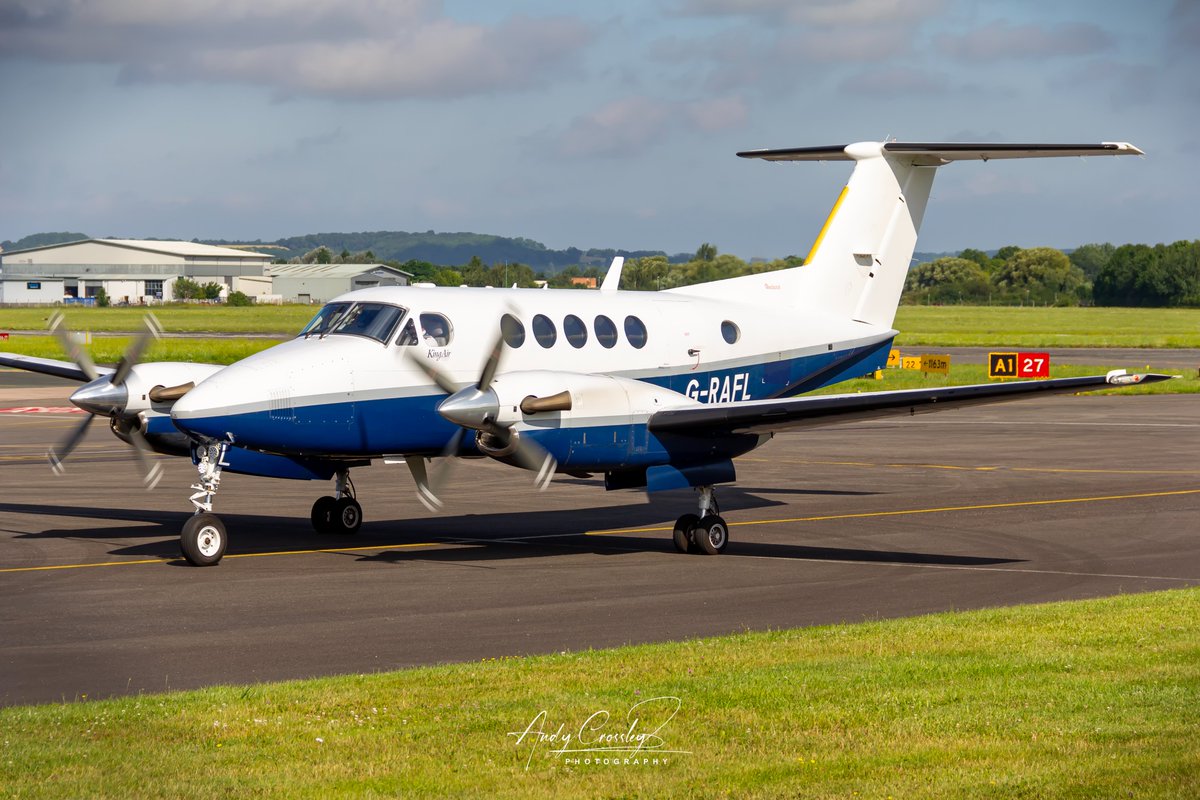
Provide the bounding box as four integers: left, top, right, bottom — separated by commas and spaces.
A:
903, 241, 1200, 307
296, 239, 1199, 307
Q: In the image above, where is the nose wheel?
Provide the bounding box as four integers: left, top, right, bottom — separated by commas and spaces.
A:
180, 513, 226, 566
672, 486, 729, 555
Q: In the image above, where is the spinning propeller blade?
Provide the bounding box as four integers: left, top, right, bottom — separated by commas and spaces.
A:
46, 313, 165, 489
48, 413, 94, 474
404, 322, 557, 508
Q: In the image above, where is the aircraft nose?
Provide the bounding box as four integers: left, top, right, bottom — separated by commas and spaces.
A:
170, 376, 232, 441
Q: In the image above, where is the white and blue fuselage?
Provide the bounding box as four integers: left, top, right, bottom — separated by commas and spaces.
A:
170, 283, 896, 473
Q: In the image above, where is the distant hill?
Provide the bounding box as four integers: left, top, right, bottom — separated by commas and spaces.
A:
1, 232, 90, 252
201, 231, 688, 272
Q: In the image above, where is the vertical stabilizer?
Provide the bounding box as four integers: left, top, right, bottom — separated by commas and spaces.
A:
786, 142, 935, 328
669, 140, 1141, 330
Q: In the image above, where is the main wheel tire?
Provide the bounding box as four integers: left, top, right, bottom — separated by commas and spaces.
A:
310, 495, 337, 534
181, 513, 227, 566
693, 514, 729, 555
673, 513, 700, 554
332, 496, 363, 535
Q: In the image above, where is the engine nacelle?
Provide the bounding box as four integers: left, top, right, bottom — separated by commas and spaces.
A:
488, 370, 697, 430
120, 362, 225, 415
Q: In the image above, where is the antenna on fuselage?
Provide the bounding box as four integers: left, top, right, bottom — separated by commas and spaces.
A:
600, 256, 625, 294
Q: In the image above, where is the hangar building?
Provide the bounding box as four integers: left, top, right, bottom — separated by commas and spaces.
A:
0, 239, 274, 304
266, 263, 413, 304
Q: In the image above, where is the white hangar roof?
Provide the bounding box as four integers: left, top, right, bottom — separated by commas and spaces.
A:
1, 238, 273, 264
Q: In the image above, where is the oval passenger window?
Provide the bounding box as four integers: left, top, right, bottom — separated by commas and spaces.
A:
532, 314, 557, 348
624, 315, 648, 349
501, 313, 525, 348
564, 314, 588, 348
594, 315, 618, 349
721, 320, 740, 344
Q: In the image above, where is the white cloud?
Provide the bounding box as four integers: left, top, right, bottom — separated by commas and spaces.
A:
0, 0, 593, 100
677, 0, 945, 26
936, 20, 1115, 61
553, 94, 748, 158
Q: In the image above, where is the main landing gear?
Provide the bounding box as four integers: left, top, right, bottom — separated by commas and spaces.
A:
672, 485, 729, 556
310, 469, 362, 535
178, 448, 365, 567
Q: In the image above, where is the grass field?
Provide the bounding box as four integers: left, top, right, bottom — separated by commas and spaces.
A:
811, 363, 1198, 395
2, 588, 1196, 799
3, 335, 1194, 392
0, 304, 314, 334
2, 305, 1199, 347
894, 306, 1200, 348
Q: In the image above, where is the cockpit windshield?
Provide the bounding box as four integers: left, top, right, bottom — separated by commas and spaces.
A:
298, 302, 406, 344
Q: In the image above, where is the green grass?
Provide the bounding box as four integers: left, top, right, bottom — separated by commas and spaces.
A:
1, 336, 1195, 390
2, 588, 1198, 798
894, 306, 1200, 348
2, 305, 1199, 347
812, 363, 1199, 395
0, 334, 278, 365
0, 304, 314, 334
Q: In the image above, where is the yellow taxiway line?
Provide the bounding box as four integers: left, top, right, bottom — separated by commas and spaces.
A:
2, 487, 1196, 574
585, 487, 1200, 535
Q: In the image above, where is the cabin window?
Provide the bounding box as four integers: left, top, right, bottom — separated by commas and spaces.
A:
721, 320, 740, 344
501, 313, 525, 348
329, 302, 405, 344
420, 313, 453, 346
395, 318, 418, 346
532, 314, 557, 348
594, 315, 618, 348
624, 315, 648, 349
564, 314, 588, 348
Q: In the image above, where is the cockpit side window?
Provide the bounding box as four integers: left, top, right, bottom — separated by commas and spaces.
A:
299, 302, 352, 338
420, 313, 453, 346
396, 318, 419, 346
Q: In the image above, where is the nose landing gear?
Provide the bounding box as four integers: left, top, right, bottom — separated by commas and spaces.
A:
180, 442, 228, 566
672, 485, 729, 555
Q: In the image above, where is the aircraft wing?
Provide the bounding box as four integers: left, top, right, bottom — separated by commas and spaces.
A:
0, 353, 113, 382
648, 372, 1174, 436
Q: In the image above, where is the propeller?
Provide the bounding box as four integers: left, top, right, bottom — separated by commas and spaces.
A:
47, 312, 166, 490
405, 327, 558, 510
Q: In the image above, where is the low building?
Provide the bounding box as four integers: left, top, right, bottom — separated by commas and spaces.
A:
0, 238, 274, 303
0, 276, 66, 304
266, 263, 413, 304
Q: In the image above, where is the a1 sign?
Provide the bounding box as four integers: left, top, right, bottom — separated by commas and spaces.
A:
989, 351, 1050, 379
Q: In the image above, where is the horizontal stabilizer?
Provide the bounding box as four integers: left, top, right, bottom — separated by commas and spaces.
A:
649, 372, 1173, 435
737, 141, 1144, 165
0, 353, 114, 382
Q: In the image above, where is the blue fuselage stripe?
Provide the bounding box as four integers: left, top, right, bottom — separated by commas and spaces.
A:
178, 338, 894, 467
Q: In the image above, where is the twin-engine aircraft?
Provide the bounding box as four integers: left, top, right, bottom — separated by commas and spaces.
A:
1, 140, 1168, 566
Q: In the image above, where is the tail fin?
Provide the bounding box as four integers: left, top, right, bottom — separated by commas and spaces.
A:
670, 141, 1142, 329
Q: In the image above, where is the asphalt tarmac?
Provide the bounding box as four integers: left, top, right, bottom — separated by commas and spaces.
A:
1, 374, 1197, 707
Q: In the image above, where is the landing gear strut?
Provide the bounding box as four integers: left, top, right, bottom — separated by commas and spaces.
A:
180, 442, 229, 566
311, 469, 362, 535
673, 485, 729, 556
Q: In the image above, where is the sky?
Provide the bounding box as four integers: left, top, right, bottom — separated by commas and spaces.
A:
0, 0, 1196, 259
